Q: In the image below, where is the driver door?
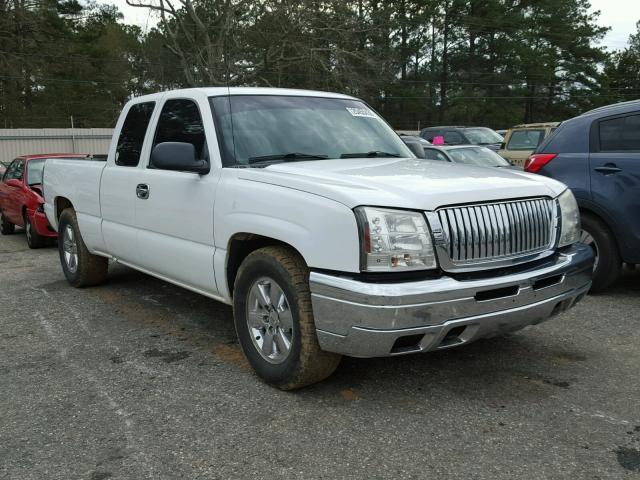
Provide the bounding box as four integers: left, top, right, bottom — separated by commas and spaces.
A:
133, 95, 222, 295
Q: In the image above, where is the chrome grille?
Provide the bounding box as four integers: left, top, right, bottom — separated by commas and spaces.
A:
434, 198, 556, 266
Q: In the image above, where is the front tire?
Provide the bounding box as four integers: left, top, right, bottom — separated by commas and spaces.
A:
25, 213, 46, 249
580, 212, 622, 293
1, 211, 15, 235
58, 209, 108, 287
233, 246, 341, 390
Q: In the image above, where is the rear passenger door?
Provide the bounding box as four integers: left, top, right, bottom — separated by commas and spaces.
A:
133, 95, 222, 295
590, 112, 640, 248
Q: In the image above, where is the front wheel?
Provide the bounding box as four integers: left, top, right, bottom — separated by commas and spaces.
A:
233, 246, 341, 390
1, 211, 15, 235
25, 213, 46, 249
58, 209, 108, 287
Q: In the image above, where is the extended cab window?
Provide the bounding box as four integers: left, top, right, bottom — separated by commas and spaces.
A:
599, 114, 640, 151
507, 130, 545, 150
116, 102, 155, 167
152, 99, 206, 166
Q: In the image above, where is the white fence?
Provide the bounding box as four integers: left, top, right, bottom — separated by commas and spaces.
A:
0, 128, 114, 161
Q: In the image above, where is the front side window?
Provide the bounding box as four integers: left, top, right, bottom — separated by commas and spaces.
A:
152, 99, 206, 165
115, 102, 155, 167
26, 159, 46, 185
599, 114, 640, 151
210, 95, 413, 167
507, 129, 545, 150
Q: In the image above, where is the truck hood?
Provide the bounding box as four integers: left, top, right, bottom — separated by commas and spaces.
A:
237, 158, 567, 210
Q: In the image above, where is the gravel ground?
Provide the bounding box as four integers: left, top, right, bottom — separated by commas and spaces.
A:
1, 231, 639, 480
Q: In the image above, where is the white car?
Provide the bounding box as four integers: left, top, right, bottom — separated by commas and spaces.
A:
43, 87, 593, 389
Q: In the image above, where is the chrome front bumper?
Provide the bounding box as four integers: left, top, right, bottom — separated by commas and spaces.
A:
310, 243, 593, 358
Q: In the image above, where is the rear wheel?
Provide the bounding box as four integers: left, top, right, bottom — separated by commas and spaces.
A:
1, 211, 15, 235
25, 213, 46, 249
58, 209, 108, 287
233, 246, 341, 390
580, 212, 622, 293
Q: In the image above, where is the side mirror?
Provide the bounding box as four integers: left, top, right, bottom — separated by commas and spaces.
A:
405, 141, 427, 159
150, 142, 210, 174
5, 179, 21, 188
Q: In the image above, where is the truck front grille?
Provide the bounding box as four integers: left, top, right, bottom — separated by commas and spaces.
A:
435, 197, 557, 266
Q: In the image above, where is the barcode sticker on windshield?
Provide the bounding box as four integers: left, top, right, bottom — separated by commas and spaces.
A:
346, 107, 378, 119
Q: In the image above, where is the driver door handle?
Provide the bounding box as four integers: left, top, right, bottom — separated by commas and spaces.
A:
136, 183, 149, 199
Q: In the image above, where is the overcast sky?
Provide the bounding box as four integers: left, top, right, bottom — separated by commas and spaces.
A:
98, 0, 639, 51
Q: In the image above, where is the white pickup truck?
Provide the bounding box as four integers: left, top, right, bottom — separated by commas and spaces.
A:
43, 87, 593, 389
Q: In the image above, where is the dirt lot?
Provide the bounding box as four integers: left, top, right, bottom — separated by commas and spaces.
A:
1, 232, 639, 479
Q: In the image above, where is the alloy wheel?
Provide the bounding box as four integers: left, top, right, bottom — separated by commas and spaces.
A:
246, 276, 294, 364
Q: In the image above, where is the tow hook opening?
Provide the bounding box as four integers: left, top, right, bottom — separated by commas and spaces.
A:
533, 274, 564, 290
438, 326, 467, 348
390, 334, 425, 354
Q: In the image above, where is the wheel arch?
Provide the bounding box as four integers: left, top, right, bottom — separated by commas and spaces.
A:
54, 196, 74, 220
225, 233, 305, 299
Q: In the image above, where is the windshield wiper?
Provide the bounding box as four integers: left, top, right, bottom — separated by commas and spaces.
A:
248, 152, 329, 165
340, 151, 402, 159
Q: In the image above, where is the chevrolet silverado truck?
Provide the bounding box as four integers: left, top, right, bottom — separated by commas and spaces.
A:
43, 88, 594, 389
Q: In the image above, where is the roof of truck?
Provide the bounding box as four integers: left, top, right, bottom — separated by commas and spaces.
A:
129, 87, 357, 103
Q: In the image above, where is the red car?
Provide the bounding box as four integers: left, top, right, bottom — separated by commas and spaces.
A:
0, 154, 88, 248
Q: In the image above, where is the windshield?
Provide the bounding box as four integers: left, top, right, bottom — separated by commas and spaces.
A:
26, 159, 46, 185
210, 95, 413, 167
447, 147, 511, 167
463, 128, 503, 145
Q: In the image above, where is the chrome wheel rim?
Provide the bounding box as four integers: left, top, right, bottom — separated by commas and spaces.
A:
246, 277, 294, 364
62, 225, 78, 273
580, 229, 599, 272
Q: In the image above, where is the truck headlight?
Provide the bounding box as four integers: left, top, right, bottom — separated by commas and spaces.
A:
557, 189, 580, 247
355, 207, 437, 272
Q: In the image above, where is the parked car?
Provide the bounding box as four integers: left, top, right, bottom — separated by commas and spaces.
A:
422, 145, 516, 169
499, 122, 559, 167
495, 129, 508, 137
0, 154, 87, 248
43, 87, 592, 389
400, 135, 430, 157
526, 101, 640, 292
419, 126, 504, 150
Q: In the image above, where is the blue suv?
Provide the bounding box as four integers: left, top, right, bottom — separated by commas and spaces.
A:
526, 100, 640, 292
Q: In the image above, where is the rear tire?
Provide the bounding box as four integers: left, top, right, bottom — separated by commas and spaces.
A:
58, 208, 108, 287
580, 212, 622, 293
1, 211, 15, 235
25, 213, 46, 249
233, 246, 341, 390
